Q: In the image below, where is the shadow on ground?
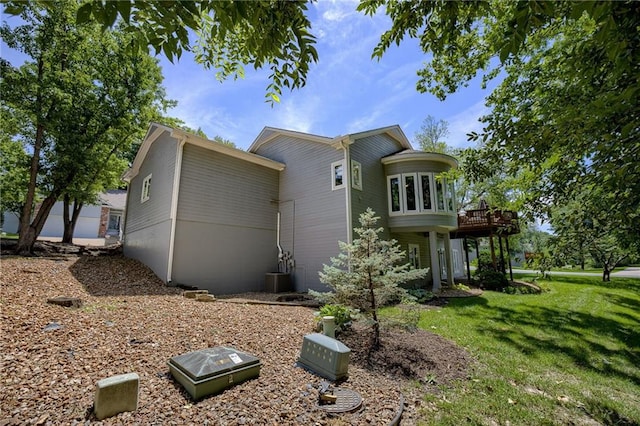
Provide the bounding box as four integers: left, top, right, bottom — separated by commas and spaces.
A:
69, 255, 182, 297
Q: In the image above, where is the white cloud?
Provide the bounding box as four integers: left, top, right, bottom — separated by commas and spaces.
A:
446, 100, 489, 149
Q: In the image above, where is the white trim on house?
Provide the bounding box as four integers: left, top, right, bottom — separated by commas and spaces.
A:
166, 138, 186, 284
141, 174, 152, 203
249, 124, 413, 154
381, 150, 459, 169
351, 160, 362, 191
387, 174, 403, 216
249, 127, 335, 152
122, 123, 171, 182
124, 124, 285, 183
331, 160, 346, 190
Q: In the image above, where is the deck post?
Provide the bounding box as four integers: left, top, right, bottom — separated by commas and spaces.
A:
464, 237, 471, 282
498, 234, 506, 274
429, 231, 441, 292
506, 236, 514, 281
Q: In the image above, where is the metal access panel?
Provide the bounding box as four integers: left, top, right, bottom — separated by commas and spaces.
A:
297, 333, 350, 381
168, 346, 261, 400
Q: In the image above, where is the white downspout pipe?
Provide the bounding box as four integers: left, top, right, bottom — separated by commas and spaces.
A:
276, 211, 284, 269
166, 138, 186, 284
338, 138, 352, 244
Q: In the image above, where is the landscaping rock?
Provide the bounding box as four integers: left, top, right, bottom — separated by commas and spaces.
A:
47, 296, 82, 308
94, 373, 139, 420
195, 294, 216, 302
183, 290, 208, 299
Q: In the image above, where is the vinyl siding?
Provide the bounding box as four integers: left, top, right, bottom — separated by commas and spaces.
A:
254, 136, 347, 292
383, 158, 457, 230
123, 131, 177, 281
171, 144, 280, 293
349, 134, 405, 239
390, 232, 433, 287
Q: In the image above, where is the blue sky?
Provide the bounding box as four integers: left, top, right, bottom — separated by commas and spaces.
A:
158, 1, 497, 151
1, 1, 497, 151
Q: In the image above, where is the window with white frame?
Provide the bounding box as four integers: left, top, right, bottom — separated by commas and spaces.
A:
420, 173, 434, 211
351, 160, 362, 190
387, 172, 455, 215
404, 174, 418, 212
408, 244, 420, 269
331, 160, 345, 190
453, 248, 462, 273
447, 181, 456, 212
388, 175, 402, 214
435, 178, 445, 211
141, 174, 152, 203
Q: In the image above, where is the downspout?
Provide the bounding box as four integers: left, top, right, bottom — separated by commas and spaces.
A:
338, 138, 353, 244
276, 211, 283, 268
166, 137, 186, 284
121, 186, 132, 245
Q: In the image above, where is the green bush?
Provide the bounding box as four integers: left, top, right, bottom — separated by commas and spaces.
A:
316, 304, 354, 329
406, 288, 435, 303
473, 254, 509, 291
503, 285, 540, 295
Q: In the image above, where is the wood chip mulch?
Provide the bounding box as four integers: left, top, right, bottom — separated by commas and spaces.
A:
1, 254, 473, 425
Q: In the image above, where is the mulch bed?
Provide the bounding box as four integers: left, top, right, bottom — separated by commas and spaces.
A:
1, 250, 474, 425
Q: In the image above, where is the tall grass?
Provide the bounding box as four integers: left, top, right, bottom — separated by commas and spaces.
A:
388, 276, 640, 425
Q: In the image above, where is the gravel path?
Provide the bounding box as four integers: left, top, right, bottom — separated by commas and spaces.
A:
1, 254, 472, 425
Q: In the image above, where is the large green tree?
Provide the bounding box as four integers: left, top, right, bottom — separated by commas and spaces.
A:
3, 0, 318, 104
358, 0, 639, 238
415, 115, 450, 154
1, 1, 171, 253
550, 186, 637, 281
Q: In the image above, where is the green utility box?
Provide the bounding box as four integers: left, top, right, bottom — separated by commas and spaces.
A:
297, 333, 350, 381
168, 346, 261, 400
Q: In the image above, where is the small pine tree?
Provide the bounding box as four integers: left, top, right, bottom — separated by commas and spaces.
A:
311, 208, 429, 349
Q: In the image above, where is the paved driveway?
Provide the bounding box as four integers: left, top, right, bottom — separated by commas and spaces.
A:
510, 267, 640, 279
612, 267, 640, 278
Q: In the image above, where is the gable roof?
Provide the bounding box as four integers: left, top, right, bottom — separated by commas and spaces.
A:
122, 123, 286, 182
248, 124, 413, 153
100, 189, 127, 210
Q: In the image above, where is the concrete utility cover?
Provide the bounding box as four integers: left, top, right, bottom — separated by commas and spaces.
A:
168, 347, 261, 400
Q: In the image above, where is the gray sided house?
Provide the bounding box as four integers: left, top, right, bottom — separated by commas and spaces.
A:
123, 123, 465, 294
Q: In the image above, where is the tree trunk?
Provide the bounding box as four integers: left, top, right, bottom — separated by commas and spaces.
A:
15, 193, 59, 255
602, 267, 611, 282
368, 271, 380, 350
16, 123, 46, 255
61, 195, 84, 244
16, 55, 48, 255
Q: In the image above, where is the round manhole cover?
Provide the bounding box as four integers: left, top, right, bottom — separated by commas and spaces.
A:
318, 388, 363, 413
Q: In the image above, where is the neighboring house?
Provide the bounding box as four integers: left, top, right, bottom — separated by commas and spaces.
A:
122, 123, 466, 295
2, 190, 127, 241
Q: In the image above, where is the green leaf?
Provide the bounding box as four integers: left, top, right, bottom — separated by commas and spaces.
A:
116, 1, 131, 24
76, 3, 93, 24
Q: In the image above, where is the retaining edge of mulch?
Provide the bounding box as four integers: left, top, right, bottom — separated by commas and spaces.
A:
216, 298, 320, 308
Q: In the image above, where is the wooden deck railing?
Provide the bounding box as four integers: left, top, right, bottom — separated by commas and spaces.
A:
457, 208, 519, 233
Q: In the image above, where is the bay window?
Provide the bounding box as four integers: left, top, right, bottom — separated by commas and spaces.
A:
387, 172, 455, 215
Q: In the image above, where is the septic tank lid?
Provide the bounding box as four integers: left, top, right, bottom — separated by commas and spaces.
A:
318, 388, 363, 413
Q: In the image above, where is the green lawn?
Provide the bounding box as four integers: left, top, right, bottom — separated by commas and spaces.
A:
385, 276, 640, 425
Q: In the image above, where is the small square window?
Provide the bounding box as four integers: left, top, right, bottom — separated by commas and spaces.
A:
351, 160, 362, 190
331, 161, 345, 190
141, 174, 152, 203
